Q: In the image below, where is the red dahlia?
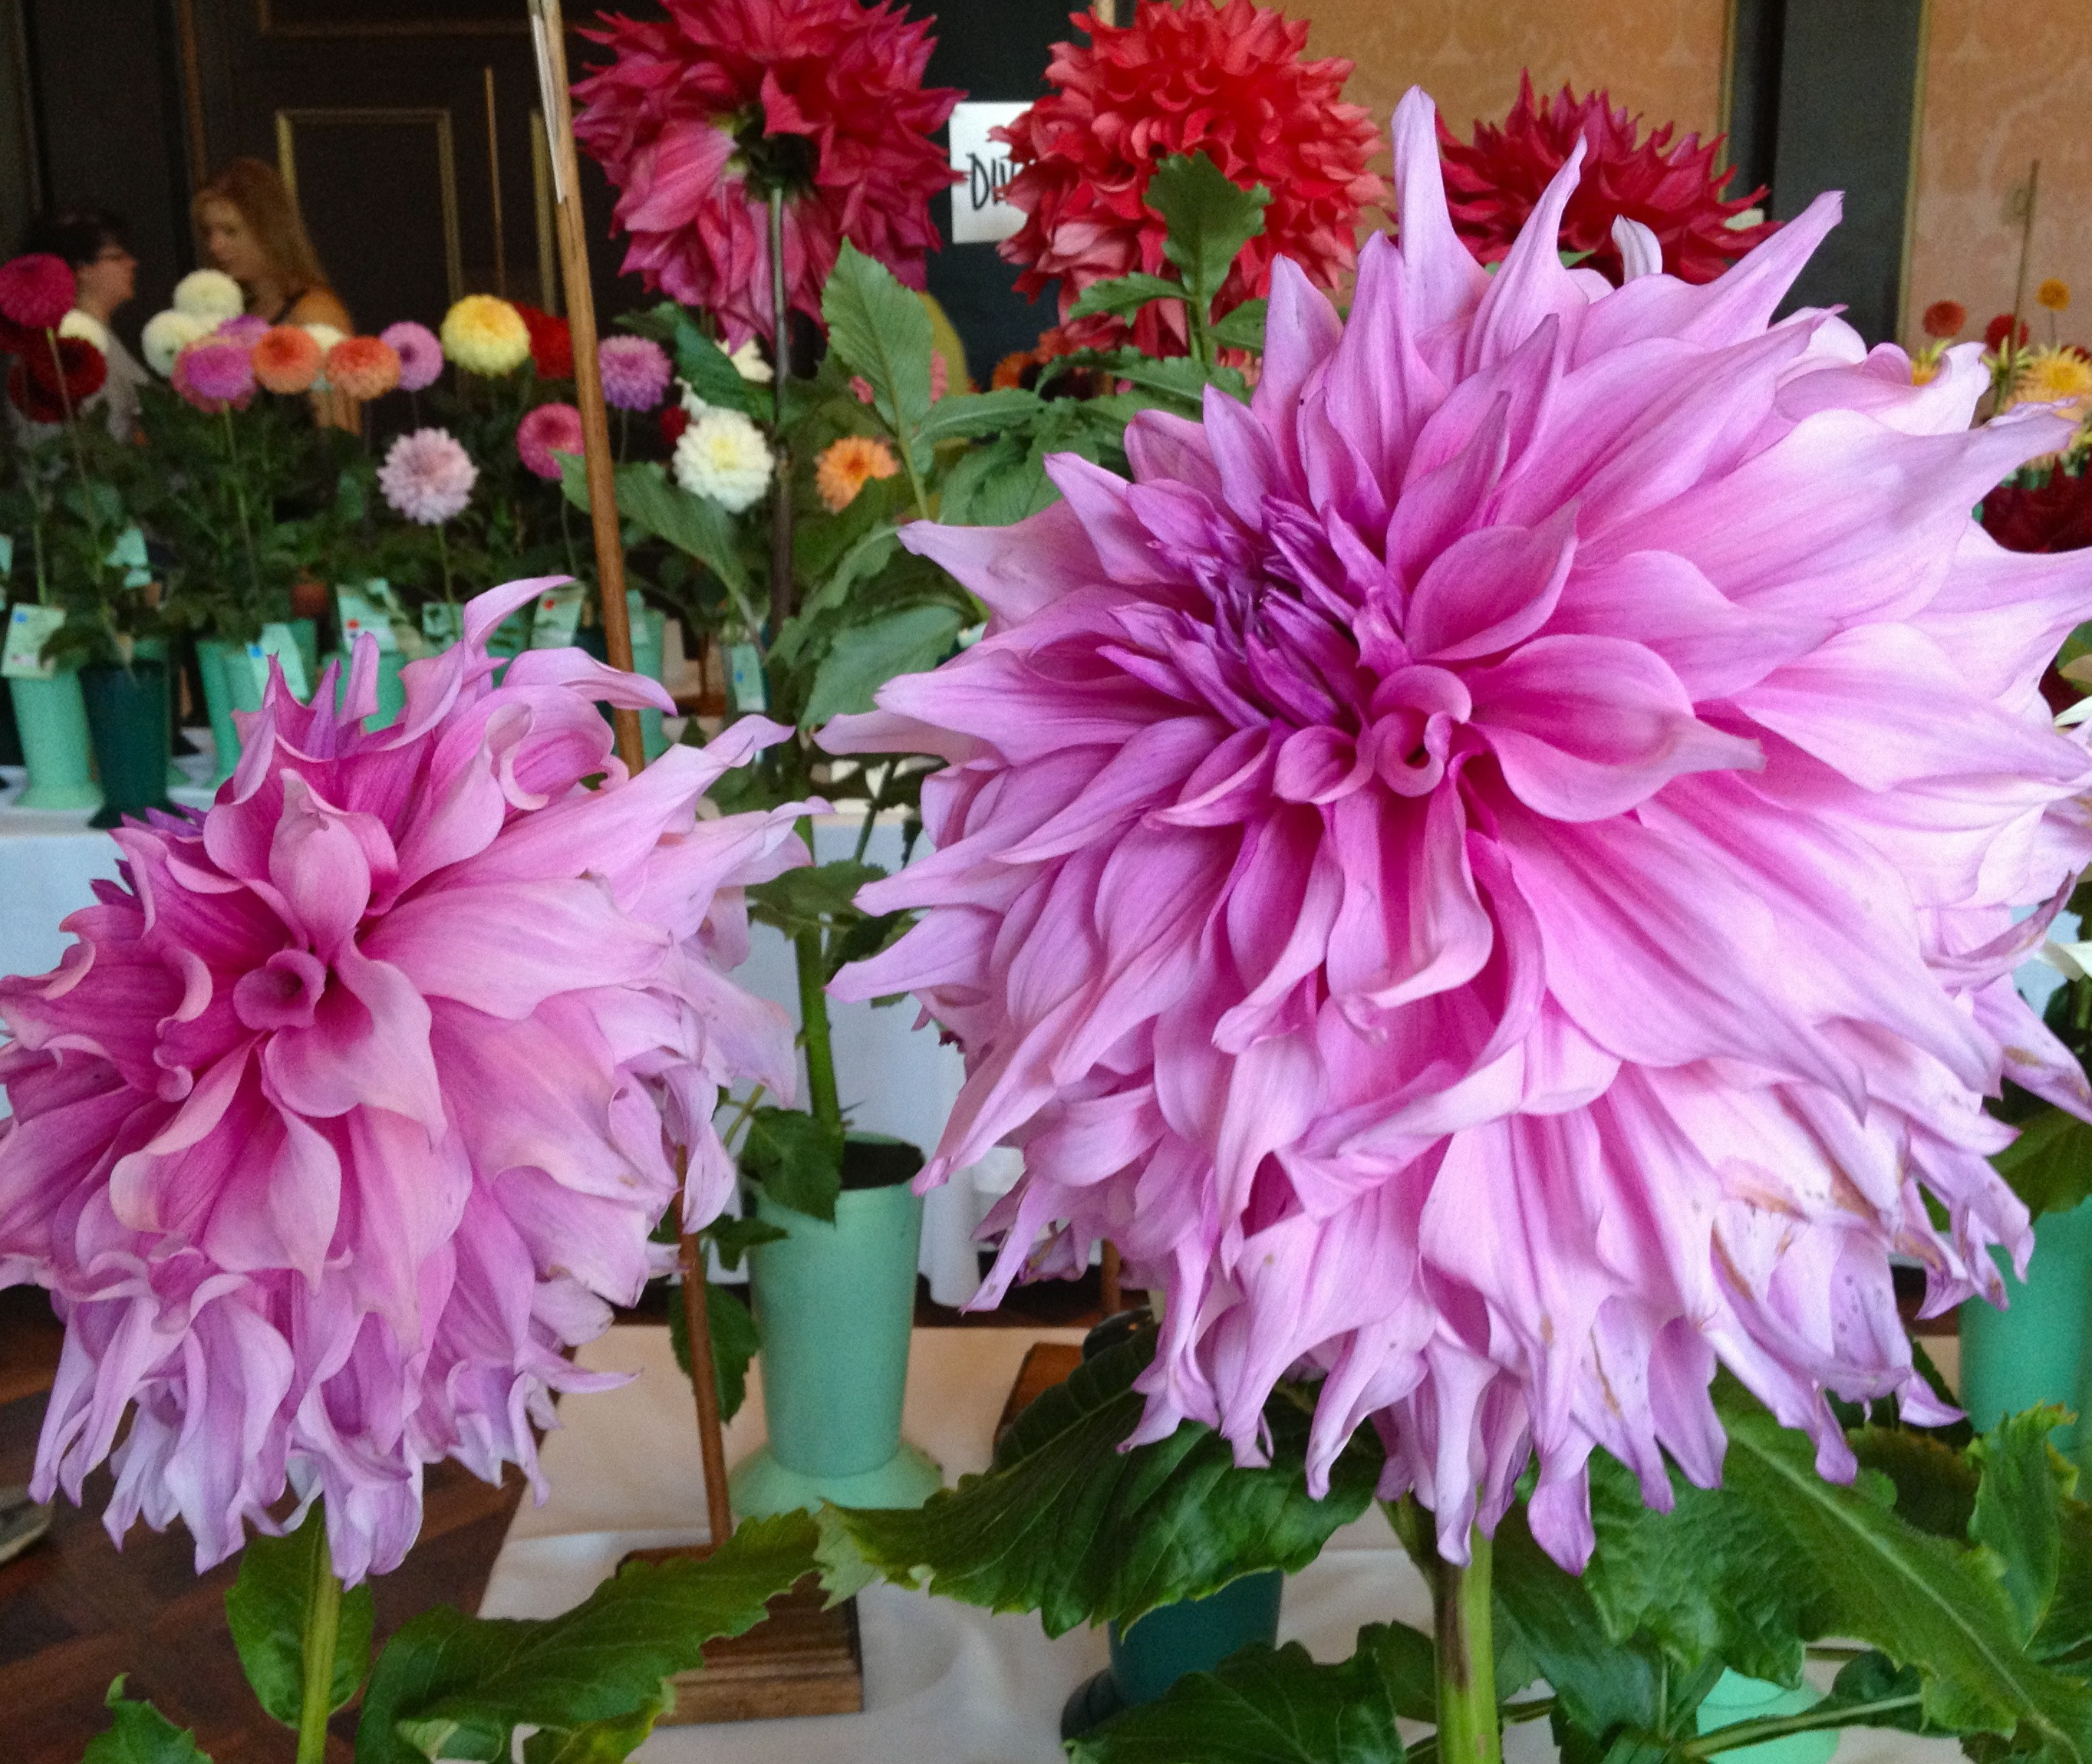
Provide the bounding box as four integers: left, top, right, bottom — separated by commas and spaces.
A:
515, 303, 573, 380
7, 334, 106, 422
1983, 469, 2092, 555
1437, 73, 1777, 285
574, 0, 960, 350
996, 0, 1385, 355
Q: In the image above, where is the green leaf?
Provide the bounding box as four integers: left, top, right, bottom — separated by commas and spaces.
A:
658, 306, 767, 419
938, 435, 1057, 527
1082, 350, 1252, 409
1993, 1107, 2092, 1220
1207, 298, 1270, 353
1066, 1626, 1421, 1764
1969, 1407, 2073, 1641
83, 1679, 213, 1764
822, 243, 935, 467
802, 602, 964, 726
667, 1277, 762, 1424
770, 523, 898, 672
822, 1328, 1382, 1636
737, 1104, 845, 1223
702, 1215, 789, 1272
354, 1511, 819, 1764
519, 1706, 659, 1763
562, 459, 755, 602
224, 1503, 376, 1726
914, 388, 1046, 449
747, 860, 887, 939
1065, 272, 1192, 325
1144, 152, 1272, 318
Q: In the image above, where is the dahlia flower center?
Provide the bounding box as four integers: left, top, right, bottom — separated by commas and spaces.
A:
233, 948, 330, 1032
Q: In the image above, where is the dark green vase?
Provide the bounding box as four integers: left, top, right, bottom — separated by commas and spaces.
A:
80, 659, 173, 828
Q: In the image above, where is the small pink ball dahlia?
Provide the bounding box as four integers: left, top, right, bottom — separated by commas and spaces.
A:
827, 90, 2092, 1570
172, 335, 255, 413
598, 334, 672, 412
381, 320, 445, 393
0, 252, 78, 331
573, 0, 962, 350
378, 426, 476, 526
516, 400, 586, 482
0, 578, 810, 1582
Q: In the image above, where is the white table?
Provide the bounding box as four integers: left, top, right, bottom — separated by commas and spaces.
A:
481, 1326, 1955, 1762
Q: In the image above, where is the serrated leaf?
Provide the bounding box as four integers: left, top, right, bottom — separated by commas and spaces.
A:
664, 309, 768, 420
1971, 1408, 2074, 1642
561, 458, 755, 601
1066, 1627, 1419, 1764
802, 603, 963, 726
1144, 152, 1272, 318
667, 1276, 762, 1424
939, 433, 1057, 527
519, 1704, 660, 1763
2034, 1495, 2092, 1668
224, 1503, 376, 1726
915, 388, 1045, 448
1083, 350, 1252, 409
1851, 1423, 1979, 1539
770, 525, 898, 671
1065, 272, 1191, 324
83, 1679, 213, 1764
822, 243, 934, 467
1208, 298, 1269, 353
747, 860, 887, 938
703, 1215, 789, 1271
354, 1511, 818, 1764
824, 1328, 1382, 1636
737, 1104, 844, 1223
1994, 1107, 2092, 1220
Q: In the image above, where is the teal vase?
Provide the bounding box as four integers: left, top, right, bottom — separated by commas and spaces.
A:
8, 672, 101, 811
325, 647, 410, 732
729, 1137, 942, 1516
628, 594, 667, 762
1695, 1670, 1838, 1762
80, 660, 173, 828
1959, 1197, 2092, 1464
195, 639, 245, 785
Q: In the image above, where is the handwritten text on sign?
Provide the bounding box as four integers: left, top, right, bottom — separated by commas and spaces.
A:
947, 101, 1032, 244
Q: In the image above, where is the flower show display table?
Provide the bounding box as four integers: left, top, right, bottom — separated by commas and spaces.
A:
483, 1326, 1962, 1763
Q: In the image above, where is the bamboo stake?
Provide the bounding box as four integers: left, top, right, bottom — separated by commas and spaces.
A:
531, 0, 734, 1552
484, 67, 508, 299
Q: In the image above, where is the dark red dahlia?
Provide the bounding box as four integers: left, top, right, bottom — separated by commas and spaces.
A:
0, 253, 76, 331
8, 334, 106, 422
515, 303, 573, 380
996, 0, 1385, 355
1922, 299, 1967, 339
1983, 469, 2092, 555
1985, 313, 2031, 353
574, 0, 960, 350
1436, 73, 1777, 285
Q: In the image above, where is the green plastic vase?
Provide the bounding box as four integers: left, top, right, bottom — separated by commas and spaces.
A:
1057, 1571, 1283, 1739
1695, 1670, 1838, 1762
1960, 1197, 2092, 1466
729, 1137, 942, 1516
80, 660, 173, 828
325, 647, 410, 732
194, 639, 245, 785
629, 596, 667, 761
8, 672, 101, 811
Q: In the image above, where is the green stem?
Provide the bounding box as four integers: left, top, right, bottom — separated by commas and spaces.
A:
1433, 1522, 1501, 1764
717, 1081, 767, 1152
437, 522, 456, 637
295, 1529, 344, 1764
768, 188, 793, 634
1682, 1693, 1921, 1757
221, 408, 264, 630
792, 811, 843, 1134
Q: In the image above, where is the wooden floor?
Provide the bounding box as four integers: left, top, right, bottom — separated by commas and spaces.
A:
0, 1272, 1109, 1759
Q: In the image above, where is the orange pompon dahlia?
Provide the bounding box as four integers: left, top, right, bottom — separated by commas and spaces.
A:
1922, 300, 1967, 340
252, 324, 321, 395
325, 335, 403, 401
1437, 74, 1777, 285
814, 433, 898, 512
997, 0, 1385, 356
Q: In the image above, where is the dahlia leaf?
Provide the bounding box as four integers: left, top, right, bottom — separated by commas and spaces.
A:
822, 242, 936, 467
748, 861, 888, 938
1968, 1408, 2074, 1643
1064, 1627, 1418, 1764
736, 1103, 845, 1222
83, 1678, 213, 1764
1143, 151, 1272, 323
559, 457, 754, 601
1076, 349, 1250, 410
2034, 1496, 2092, 1669
1066, 272, 1194, 325
667, 1275, 761, 1423
822, 1328, 1380, 1636
1992, 1107, 2092, 1221
631, 301, 765, 420
354, 1511, 820, 1764
226, 1503, 376, 1726
1207, 297, 1269, 353
803, 602, 967, 726
915, 388, 1046, 449
518, 1706, 659, 1763
939, 434, 1058, 527
773, 525, 901, 672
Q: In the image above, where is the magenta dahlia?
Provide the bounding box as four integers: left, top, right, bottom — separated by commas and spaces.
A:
1438, 73, 1777, 286
0, 578, 809, 1582
997, 0, 1385, 356
516, 400, 586, 482
826, 90, 2092, 1569
573, 0, 961, 350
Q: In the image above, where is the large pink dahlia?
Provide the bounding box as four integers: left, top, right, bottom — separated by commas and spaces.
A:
0, 578, 807, 1582
573, 0, 961, 350
827, 90, 2092, 1568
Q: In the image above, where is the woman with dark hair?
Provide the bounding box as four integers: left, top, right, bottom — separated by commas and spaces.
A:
193, 158, 355, 426
18, 205, 146, 439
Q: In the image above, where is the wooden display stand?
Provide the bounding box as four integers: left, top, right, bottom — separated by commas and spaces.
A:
532, 0, 862, 1722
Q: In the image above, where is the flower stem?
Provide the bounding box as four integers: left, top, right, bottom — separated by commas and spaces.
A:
768, 187, 793, 634
792, 811, 843, 1134
220, 408, 264, 633
437, 522, 456, 638
1433, 1522, 1501, 1764
295, 1526, 344, 1764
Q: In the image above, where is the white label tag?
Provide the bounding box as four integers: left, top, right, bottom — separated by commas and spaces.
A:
2, 603, 63, 679
947, 101, 1030, 245
529, 584, 586, 648
727, 641, 767, 712
253, 623, 310, 700
338, 583, 400, 653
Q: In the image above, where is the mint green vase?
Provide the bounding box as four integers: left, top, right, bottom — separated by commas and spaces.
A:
629, 595, 667, 762
1959, 1197, 2092, 1466
195, 639, 247, 785
1695, 1670, 1838, 1762
730, 1140, 942, 1516
325, 647, 410, 732
8, 672, 101, 811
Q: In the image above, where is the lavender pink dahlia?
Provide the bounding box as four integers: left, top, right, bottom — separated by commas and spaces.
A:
826, 88, 2092, 1568
378, 426, 476, 526
0, 578, 809, 1582
597, 333, 673, 412
381, 320, 445, 393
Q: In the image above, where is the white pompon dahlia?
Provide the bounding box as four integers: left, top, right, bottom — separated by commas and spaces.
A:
825, 88, 2092, 1568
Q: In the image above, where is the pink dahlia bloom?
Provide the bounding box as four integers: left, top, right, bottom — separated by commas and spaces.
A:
379, 426, 476, 525
598, 334, 673, 412
827, 89, 2092, 1570
173, 336, 255, 413
381, 320, 445, 393
0, 252, 78, 331
516, 400, 586, 481
213, 313, 270, 349
0, 577, 809, 1583
572, 0, 962, 350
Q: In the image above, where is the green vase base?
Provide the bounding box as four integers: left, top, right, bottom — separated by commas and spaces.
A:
88, 798, 170, 830
1696, 1672, 1838, 1763
727, 1440, 943, 1517
16, 780, 103, 811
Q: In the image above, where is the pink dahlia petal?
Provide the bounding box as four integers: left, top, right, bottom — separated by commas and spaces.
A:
827, 85, 2092, 1569
0, 581, 810, 1582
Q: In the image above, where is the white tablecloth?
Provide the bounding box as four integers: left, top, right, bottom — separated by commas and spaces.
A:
482, 1326, 1955, 1762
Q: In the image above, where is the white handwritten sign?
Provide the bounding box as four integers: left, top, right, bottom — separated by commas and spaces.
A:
947, 101, 1032, 245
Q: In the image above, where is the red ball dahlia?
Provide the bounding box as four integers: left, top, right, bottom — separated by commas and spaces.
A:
1437, 73, 1777, 286
996, 0, 1385, 356
8, 334, 107, 422
516, 302, 573, 381
574, 0, 961, 350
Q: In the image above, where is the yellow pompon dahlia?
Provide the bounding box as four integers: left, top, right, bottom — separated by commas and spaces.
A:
2012, 345, 2092, 420
2038, 278, 2071, 313
440, 295, 531, 376
815, 435, 900, 513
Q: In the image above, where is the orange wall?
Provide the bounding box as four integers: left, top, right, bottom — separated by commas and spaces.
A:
1904, 0, 2092, 351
